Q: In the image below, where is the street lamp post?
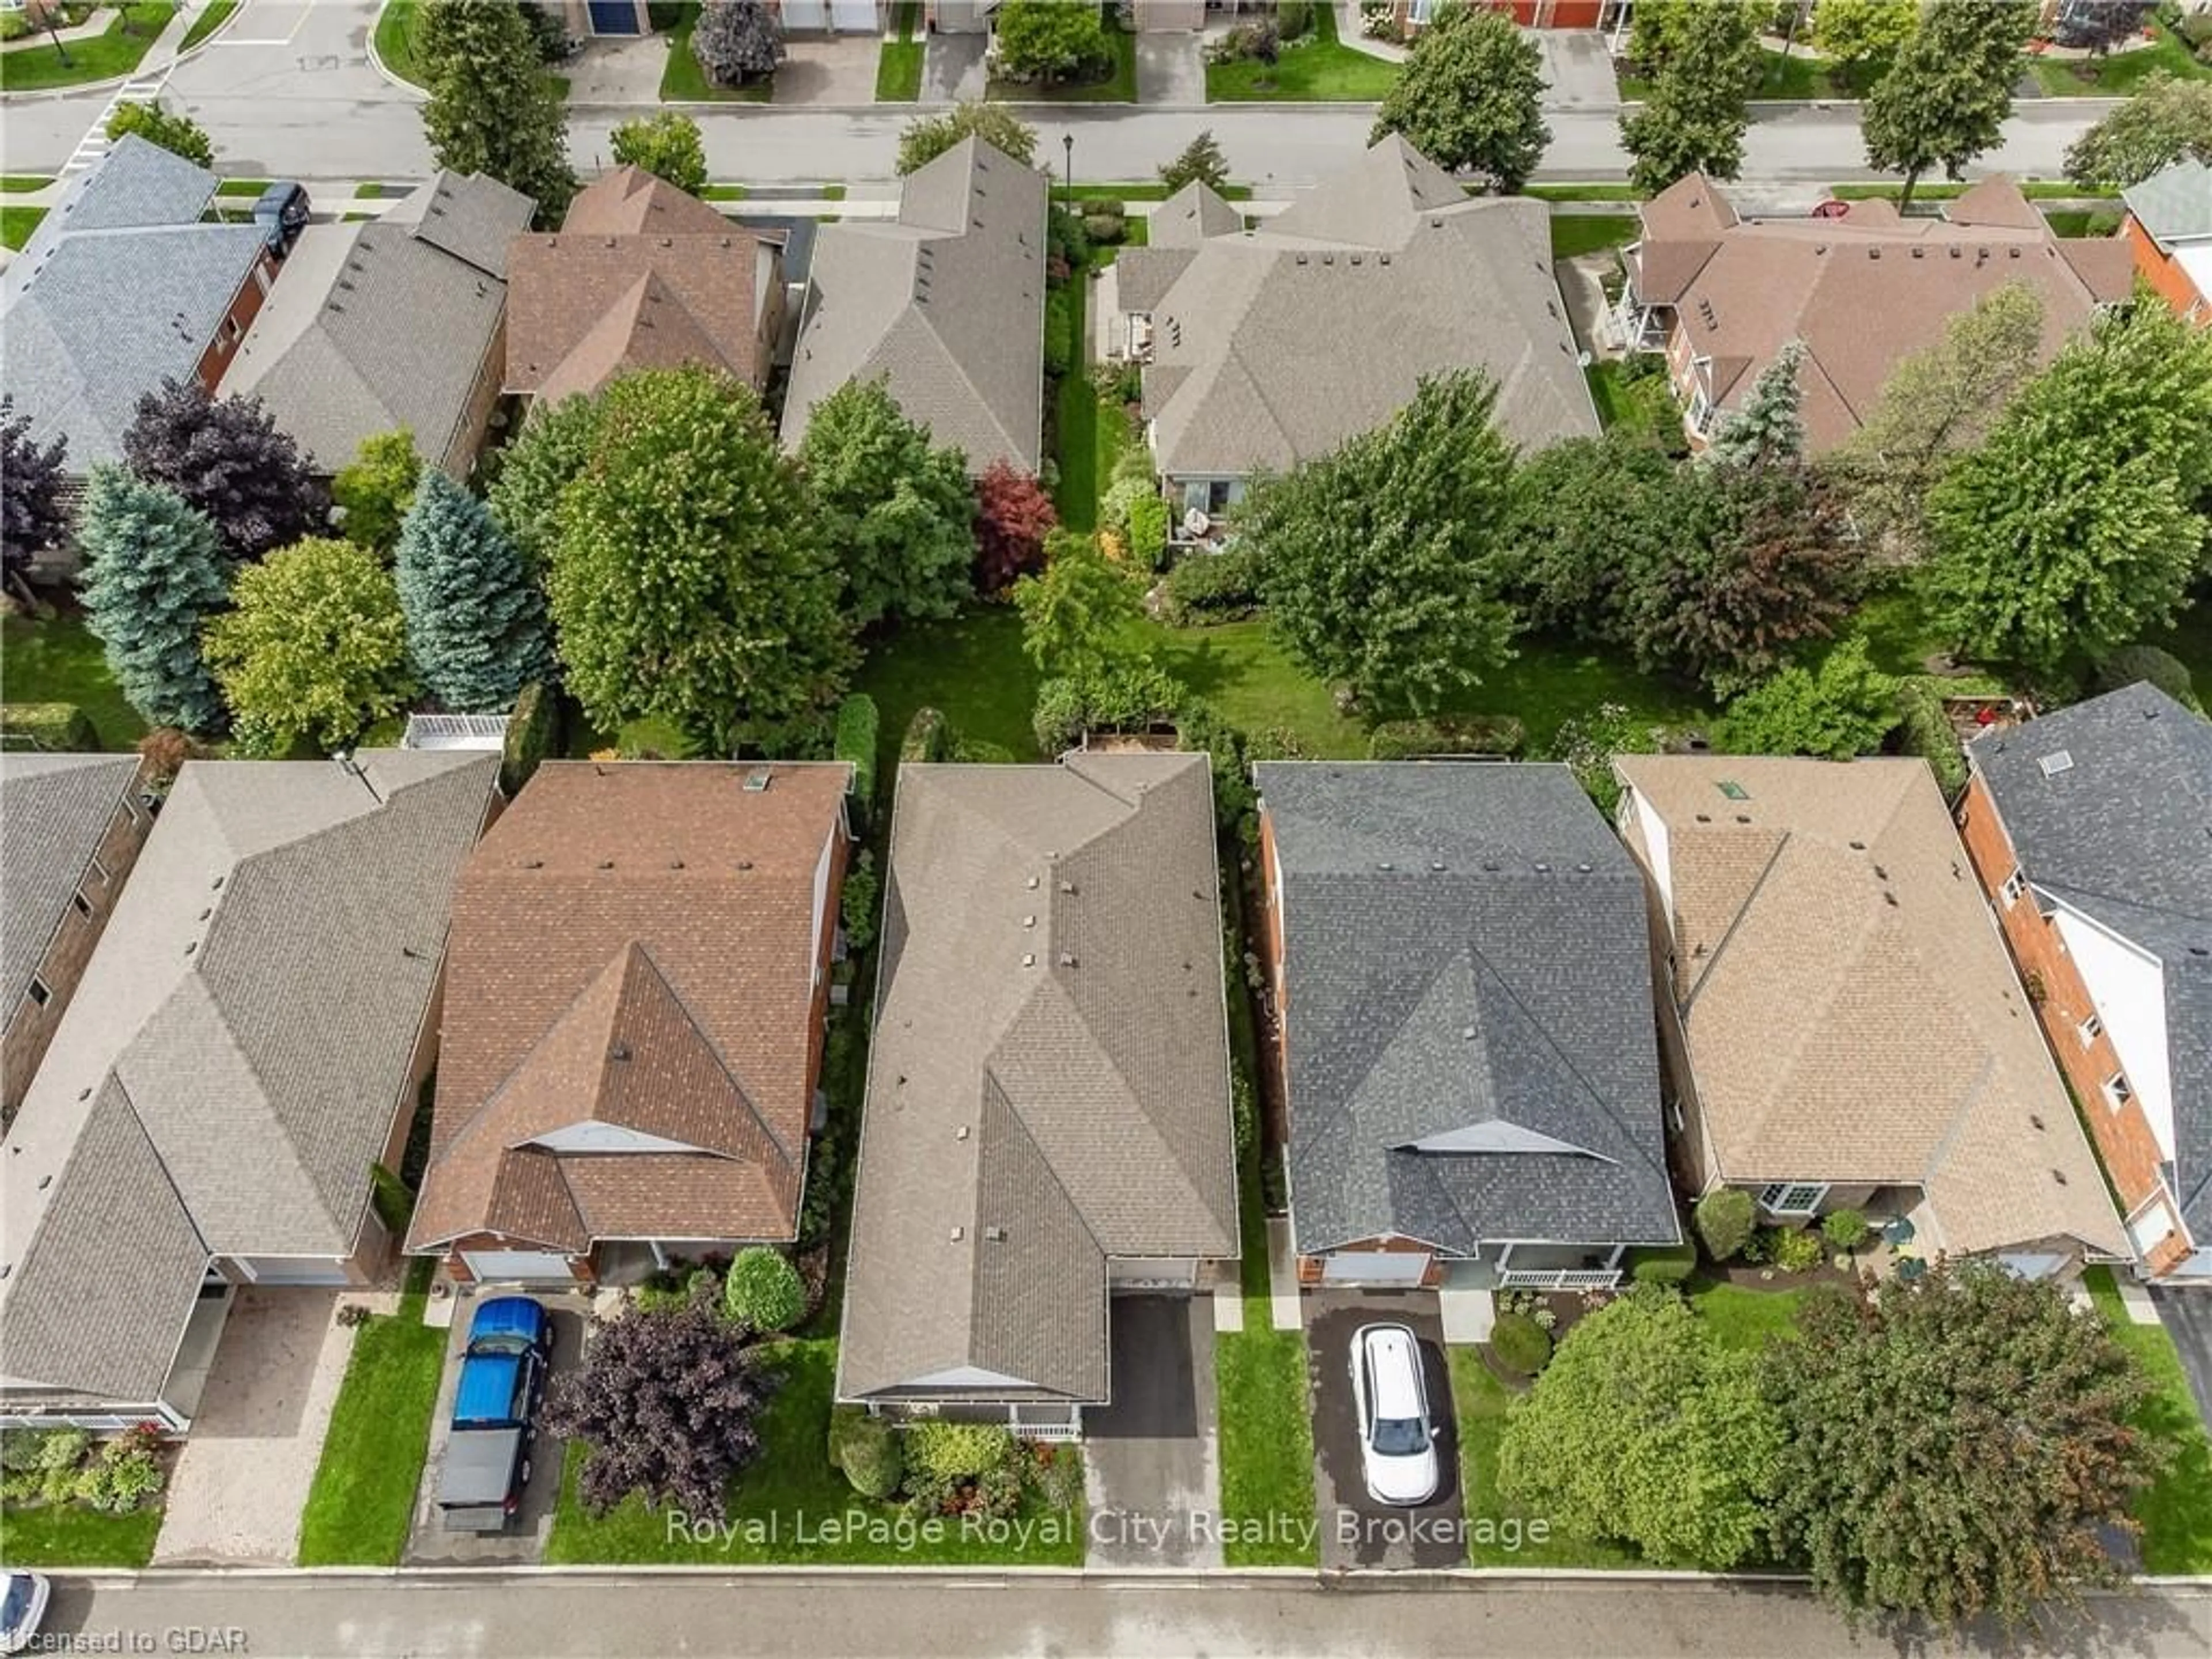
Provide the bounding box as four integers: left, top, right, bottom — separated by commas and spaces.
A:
1062, 132, 1074, 206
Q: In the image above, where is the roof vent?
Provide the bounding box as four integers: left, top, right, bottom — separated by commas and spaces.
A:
2030, 1113, 2045, 1131
669, 859, 684, 869
1848, 840, 1865, 850
956, 1124, 969, 1141
1533, 861, 1551, 873
1480, 860, 1501, 872
609, 1043, 630, 1062
1022, 952, 1036, 967
1022, 914, 1036, 929
1911, 247, 1923, 259
36, 1175, 51, 1190
1869, 247, 1881, 260
1733, 814, 1751, 825
737, 859, 753, 871
984, 1226, 1007, 1243
1950, 245, 1962, 258
2051, 1168, 2067, 1185
1872, 865, 1887, 881
1883, 891, 1899, 907
2037, 751, 2073, 778
596, 859, 614, 870
743, 767, 773, 791
1575, 862, 1593, 874
950, 1226, 964, 1241
1695, 813, 1711, 823
1462, 1027, 1478, 1041
1027, 876, 1040, 889
1377, 861, 1394, 872
1295, 252, 1308, 266
1430, 861, 1446, 873
1378, 252, 1390, 266
1058, 880, 1076, 895
1057, 952, 1077, 968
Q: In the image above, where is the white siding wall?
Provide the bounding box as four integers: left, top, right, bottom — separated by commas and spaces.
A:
2054, 906, 2174, 1154
1632, 787, 1673, 919
808, 824, 835, 991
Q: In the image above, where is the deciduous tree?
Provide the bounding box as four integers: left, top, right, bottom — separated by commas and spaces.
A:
1769, 1262, 2162, 1628
1498, 1287, 1783, 1569
418, 0, 575, 221
973, 459, 1057, 593
547, 365, 853, 754
105, 101, 214, 169
122, 378, 328, 561
1496, 435, 1694, 636
609, 111, 708, 194
691, 0, 781, 87
331, 428, 422, 553
2064, 71, 2212, 187
993, 0, 1109, 85
1716, 637, 1901, 759
1370, 3, 1550, 192
485, 393, 605, 570
541, 1300, 770, 1523
2057, 0, 2156, 65
1620, 0, 1762, 192
1927, 302, 2212, 671
1860, 0, 2037, 210
797, 376, 975, 628
0, 395, 67, 593
1012, 531, 1143, 675
1158, 129, 1231, 195
395, 471, 554, 713
74, 468, 229, 734
203, 537, 414, 755
1243, 372, 1518, 716
1809, 0, 1918, 85
896, 100, 1037, 173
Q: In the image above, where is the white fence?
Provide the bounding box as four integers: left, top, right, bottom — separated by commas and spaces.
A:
403, 713, 510, 751
1497, 1269, 1622, 1291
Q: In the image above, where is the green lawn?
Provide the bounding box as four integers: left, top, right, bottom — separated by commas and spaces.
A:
1448, 1348, 1639, 1568
659, 2, 772, 102
1051, 270, 1134, 536
1, 206, 47, 251
0, 176, 55, 193
2082, 1267, 2212, 1575
179, 0, 236, 52
546, 1338, 1084, 1564
1067, 181, 1254, 203
2041, 207, 2124, 238
1827, 180, 2119, 201
1, 614, 144, 749
372, 0, 423, 88
990, 24, 1136, 103
296, 1273, 445, 1566
214, 177, 270, 196
1550, 212, 1638, 260
854, 608, 1044, 771
2030, 25, 2212, 96
1620, 47, 1881, 103
1207, 5, 1398, 103
1525, 183, 1644, 203
1684, 1277, 1809, 1351
875, 0, 921, 101
0, 2, 176, 92
1214, 1322, 1317, 1566
0, 1499, 163, 1568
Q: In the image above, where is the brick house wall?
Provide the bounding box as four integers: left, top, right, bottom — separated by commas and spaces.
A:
191, 247, 281, 392
440, 313, 513, 479
1955, 773, 2179, 1264
1, 781, 150, 1126
2124, 213, 2210, 326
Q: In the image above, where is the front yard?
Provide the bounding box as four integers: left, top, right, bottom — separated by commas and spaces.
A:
295, 1269, 445, 1566
0, 1498, 163, 1569
2082, 1267, 2212, 1575
659, 1, 773, 102
544, 1338, 1085, 1566
874, 0, 921, 101
1212, 1320, 1317, 1567
988, 24, 1136, 103
1207, 6, 1397, 103
0, 2, 176, 93
2029, 24, 2212, 96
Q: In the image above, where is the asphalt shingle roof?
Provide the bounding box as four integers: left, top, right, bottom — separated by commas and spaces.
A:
839, 753, 1236, 1405
2124, 157, 2212, 245
1969, 685, 2212, 1243
1256, 763, 1679, 1256
0, 753, 138, 1013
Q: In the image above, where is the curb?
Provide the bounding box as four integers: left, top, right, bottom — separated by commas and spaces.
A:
363, 0, 425, 99
170, 0, 245, 69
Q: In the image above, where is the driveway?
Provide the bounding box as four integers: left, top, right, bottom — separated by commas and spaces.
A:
921, 32, 986, 104
562, 36, 669, 107
152, 1288, 357, 1566
1305, 1292, 1465, 1570
402, 1291, 589, 1566
2151, 1286, 2212, 1437
1537, 29, 1622, 109
1082, 1295, 1221, 1568
774, 36, 880, 106
1135, 34, 1205, 108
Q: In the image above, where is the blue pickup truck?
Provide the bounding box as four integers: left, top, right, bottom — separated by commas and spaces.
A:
435, 1297, 552, 1532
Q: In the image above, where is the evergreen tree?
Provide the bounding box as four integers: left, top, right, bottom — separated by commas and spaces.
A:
395, 471, 555, 713
418, 0, 576, 222
798, 377, 974, 629
1861, 0, 2038, 210
1703, 340, 1806, 468
74, 467, 230, 734
1158, 130, 1232, 195
0, 395, 69, 592
1369, 3, 1551, 192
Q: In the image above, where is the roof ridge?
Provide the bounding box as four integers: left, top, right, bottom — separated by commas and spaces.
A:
1681, 827, 1794, 1014
619, 940, 798, 1177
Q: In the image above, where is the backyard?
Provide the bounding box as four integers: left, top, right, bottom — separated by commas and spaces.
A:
295, 1267, 445, 1567
1, 613, 146, 751
0, 2, 175, 93
1207, 6, 1397, 103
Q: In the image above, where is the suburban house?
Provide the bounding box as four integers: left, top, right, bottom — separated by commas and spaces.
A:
407, 762, 853, 1287
0, 752, 498, 1431
1253, 762, 1680, 1293
1958, 684, 2212, 1282
780, 136, 1046, 474
1613, 755, 2127, 1279
506, 166, 786, 407
1108, 137, 1597, 538
220, 171, 536, 478
775, 0, 888, 27
1619, 172, 2135, 452
2120, 157, 2212, 325
838, 752, 1237, 1437
0, 754, 148, 1127
0, 136, 282, 498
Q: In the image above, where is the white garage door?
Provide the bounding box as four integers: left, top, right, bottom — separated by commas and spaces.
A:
463, 1249, 576, 1284
233, 1257, 351, 1286
782, 0, 827, 28
1996, 1252, 2067, 1281
1109, 1257, 1198, 1291
1321, 1251, 1431, 1285
831, 0, 877, 29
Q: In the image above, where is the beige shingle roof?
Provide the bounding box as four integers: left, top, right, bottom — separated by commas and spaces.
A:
1615, 755, 2124, 1260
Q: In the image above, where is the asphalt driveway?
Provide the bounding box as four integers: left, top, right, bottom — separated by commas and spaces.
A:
1082, 1295, 1221, 1568
402, 1294, 587, 1566
2150, 1286, 2212, 1436
1305, 1292, 1465, 1570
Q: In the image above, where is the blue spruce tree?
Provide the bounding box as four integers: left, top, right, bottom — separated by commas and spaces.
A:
395, 469, 555, 713
75, 466, 229, 733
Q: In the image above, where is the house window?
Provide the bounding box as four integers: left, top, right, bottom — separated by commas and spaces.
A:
2078, 1013, 2103, 1046
1758, 1182, 1826, 1217
71, 892, 92, 918
1408, 0, 1434, 22
219, 316, 241, 347
2103, 1073, 2133, 1109
26, 977, 50, 1007
1685, 385, 1712, 434
2000, 869, 2026, 907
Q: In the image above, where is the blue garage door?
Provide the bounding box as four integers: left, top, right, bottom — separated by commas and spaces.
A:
589, 0, 640, 34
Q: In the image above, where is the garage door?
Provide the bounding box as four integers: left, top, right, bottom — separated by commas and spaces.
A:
831, 0, 877, 29
782, 0, 828, 28
1997, 1252, 2068, 1281
588, 0, 640, 33
233, 1257, 351, 1286
1109, 1257, 1198, 1291
1322, 1251, 1431, 1285
463, 1249, 576, 1284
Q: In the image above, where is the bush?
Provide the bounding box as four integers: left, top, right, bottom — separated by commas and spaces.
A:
500, 681, 558, 798
1208, 17, 1279, 63
1365, 715, 1528, 761
1893, 679, 1967, 796
1694, 1188, 1756, 1262
2, 1427, 89, 1475
1769, 1226, 1825, 1274
1031, 661, 1187, 753
0, 702, 100, 752
722, 1247, 805, 1333
906, 1421, 1015, 1482
1046, 205, 1089, 271
1162, 546, 1261, 623
1043, 289, 1075, 378
842, 847, 880, 954
1821, 1208, 1869, 1252
1490, 1310, 1554, 1376
899, 706, 951, 765
1277, 0, 1312, 40
1126, 495, 1171, 571
1629, 1241, 1699, 1286
833, 692, 880, 812
1082, 210, 1126, 246
369, 1162, 413, 1235
838, 1416, 904, 1499
2093, 643, 2200, 711
77, 1426, 164, 1514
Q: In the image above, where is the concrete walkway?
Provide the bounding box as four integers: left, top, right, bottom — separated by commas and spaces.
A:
1264, 1216, 1301, 1332
1438, 1263, 1495, 1346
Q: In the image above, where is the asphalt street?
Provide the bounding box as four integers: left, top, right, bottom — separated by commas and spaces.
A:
40, 1572, 2212, 1658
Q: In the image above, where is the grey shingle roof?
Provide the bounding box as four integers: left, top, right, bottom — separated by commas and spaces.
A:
839, 753, 1236, 1405
1138, 137, 1597, 478
1256, 762, 1678, 1256
219, 172, 533, 473
0, 751, 495, 1407
1970, 685, 2212, 1241
2123, 157, 2212, 245
29, 133, 211, 240
779, 137, 1046, 475
0, 753, 138, 1012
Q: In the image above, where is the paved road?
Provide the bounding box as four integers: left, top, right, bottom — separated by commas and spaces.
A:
40, 1572, 2212, 1658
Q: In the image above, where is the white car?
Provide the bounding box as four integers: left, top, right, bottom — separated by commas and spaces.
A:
0, 1571, 49, 1656
1349, 1323, 1440, 1508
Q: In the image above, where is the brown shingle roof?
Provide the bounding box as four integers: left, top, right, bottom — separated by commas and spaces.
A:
407, 762, 850, 1256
